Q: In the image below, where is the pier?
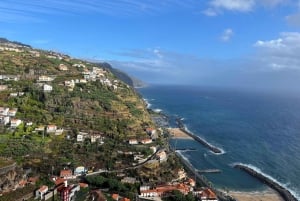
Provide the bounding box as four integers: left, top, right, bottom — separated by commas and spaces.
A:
197, 169, 222, 174
174, 151, 236, 201
234, 164, 298, 201
175, 118, 223, 154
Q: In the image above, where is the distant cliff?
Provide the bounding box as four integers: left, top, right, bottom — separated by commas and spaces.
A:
99, 62, 146, 88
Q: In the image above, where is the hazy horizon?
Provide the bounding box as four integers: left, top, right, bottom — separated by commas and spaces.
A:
2, 0, 300, 93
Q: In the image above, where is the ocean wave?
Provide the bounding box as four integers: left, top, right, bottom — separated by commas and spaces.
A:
232, 163, 300, 200
183, 124, 226, 155
153, 108, 162, 113
143, 98, 152, 108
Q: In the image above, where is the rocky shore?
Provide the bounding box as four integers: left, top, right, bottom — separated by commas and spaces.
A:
234, 164, 298, 201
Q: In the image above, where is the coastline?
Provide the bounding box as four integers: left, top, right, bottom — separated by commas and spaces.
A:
140, 86, 299, 201
229, 188, 284, 201
175, 118, 223, 154
168, 128, 193, 139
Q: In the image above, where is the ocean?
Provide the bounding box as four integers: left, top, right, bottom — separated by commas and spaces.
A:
137, 85, 300, 199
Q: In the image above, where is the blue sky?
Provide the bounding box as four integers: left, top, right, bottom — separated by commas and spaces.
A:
1, 0, 300, 91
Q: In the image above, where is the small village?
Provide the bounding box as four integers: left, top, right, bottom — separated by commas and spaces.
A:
0, 40, 221, 201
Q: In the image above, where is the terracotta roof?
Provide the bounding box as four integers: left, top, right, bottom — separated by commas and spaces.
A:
55, 177, 65, 185
39, 185, 48, 193
112, 193, 119, 200
60, 169, 72, 177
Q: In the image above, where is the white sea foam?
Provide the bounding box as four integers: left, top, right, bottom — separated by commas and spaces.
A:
153, 108, 162, 113
143, 98, 152, 108
233, 163, 300, 200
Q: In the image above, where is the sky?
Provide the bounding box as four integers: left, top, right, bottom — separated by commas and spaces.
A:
1, 0, 300, 92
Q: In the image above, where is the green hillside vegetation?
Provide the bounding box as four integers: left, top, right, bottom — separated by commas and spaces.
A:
0, 46, 156, 172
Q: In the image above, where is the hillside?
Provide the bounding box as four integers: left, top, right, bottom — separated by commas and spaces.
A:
0, 39, 159, 172
99, 62, 146, 88
0, 39, 187, 201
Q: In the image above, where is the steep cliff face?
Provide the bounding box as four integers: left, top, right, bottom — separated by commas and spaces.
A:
0, 162, 24, 193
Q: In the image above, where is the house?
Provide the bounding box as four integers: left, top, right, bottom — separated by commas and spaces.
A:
0, 85, 8, 91
10, 118, 22, 128
55, 128, 64, 135
156, 150, 167, 162
44, 84, 53, 92
8, 108, 17, 116
54, 177, 66, 186
128, 139, 138, 145
112, 193, 119, 201
10, 92, 18, 97
188, 178, 196, 187
58, 64, 68, 71
0, 116, 10, 125
121, 177, 138, 184
74, 166, 86, 175
36, 185, 48, 200
57, 181, 80, 201
60, 169, 73, 179
77, 134, 84, 142
90, 134, 102, 143
199, 188, 218, 201
140, 138, 152, 144
140, 184, 190, 198
38, 75, 54, 82
64, 80, 75, 88
0, 107, 9, 116
47, 124, 57, 133
146, 128, 156, 135
35, 126, 45, 132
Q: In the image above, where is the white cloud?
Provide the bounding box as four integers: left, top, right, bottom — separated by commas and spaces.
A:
210, 0, 255, 12
254, 32, 300, 70
221, 28, 234, 42
204, 0, 288, 16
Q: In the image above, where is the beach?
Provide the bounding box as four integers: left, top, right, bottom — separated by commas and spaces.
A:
168, 128, 193, 139
229, 189, 284, 201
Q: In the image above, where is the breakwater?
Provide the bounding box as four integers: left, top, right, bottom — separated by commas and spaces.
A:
175, 151, 235, 201
175, 118, 223, 154
234, 164, 298, 201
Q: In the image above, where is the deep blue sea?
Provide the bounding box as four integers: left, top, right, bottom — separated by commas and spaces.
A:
138, 85, 300, 199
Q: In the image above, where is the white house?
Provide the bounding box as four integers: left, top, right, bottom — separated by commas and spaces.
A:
156, 150, 167, 162
47, 125, 57, 133
58, 64, 68, 71
43, 84, 53, 92
0, 116, 10, 125
36, 185, 49, 200
77, 134, 84, 142
129, 139, 138, 145
8, 109, 17, 117
38, 76, 54, 82
10, 119, 22, 128
0, 107, 9, 116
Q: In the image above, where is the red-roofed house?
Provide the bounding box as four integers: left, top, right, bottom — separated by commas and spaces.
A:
140, 138, 152, 144
112, 193, 119, 200
36, 185, 49, 200
60, 169, 73, 179
47, 124, 57, 133
199, 188, 218, 201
